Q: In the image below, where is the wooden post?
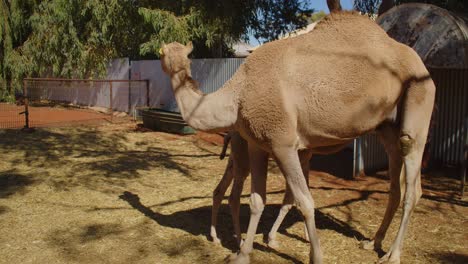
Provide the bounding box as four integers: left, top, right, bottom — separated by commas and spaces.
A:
461, 145, 467, 197
23, 79, 30, 129
128, 81, 131, 113
146, 80, 150, 107
109, 81, 113, 123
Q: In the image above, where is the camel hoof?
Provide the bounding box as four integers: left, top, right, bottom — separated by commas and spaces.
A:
377, 251, 400, 264
227, 252, 250, 264
360, 240, 375, 250
212, 236, 221, 244
267, 239, 280, 249
239, 239, 245, 248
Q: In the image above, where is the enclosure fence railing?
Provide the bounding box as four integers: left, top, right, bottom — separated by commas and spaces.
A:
0, 86, 26, 129
20, 78, 149, 128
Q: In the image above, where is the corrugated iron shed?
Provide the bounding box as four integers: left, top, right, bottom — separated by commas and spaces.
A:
377, 3, 468, 68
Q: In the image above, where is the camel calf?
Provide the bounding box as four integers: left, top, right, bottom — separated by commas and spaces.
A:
211, 131, 311, 248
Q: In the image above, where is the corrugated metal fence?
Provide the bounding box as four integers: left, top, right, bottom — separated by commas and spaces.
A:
358, 133, 388, 175
191, 58, 245, 94
429, 68, 468, 166
130, 58, 245, 112
356, 68, 468, 175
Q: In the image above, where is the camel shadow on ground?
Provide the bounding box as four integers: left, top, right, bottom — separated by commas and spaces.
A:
119, 191, 370, 263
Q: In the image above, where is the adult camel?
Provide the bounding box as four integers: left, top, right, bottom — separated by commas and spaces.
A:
160, 12, 435, 264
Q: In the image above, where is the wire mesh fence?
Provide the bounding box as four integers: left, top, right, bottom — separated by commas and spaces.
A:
0, 101, 26, 129
0, 78, 149, 129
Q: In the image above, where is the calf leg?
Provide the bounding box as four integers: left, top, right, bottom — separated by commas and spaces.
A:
229, 145, 268, 264
211, 156, 235, 244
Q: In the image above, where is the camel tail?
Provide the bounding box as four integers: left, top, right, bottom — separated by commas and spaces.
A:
220, 133, 232, 160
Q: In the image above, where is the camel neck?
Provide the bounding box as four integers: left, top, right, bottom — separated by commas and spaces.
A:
170, 69, 239, 132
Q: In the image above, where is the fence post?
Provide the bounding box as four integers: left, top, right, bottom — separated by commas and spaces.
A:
146, 80, 150, 108
353, 137, 364, 178
109, 81, 113, 123
23, 79, 30, 129
128, 81, 131, 113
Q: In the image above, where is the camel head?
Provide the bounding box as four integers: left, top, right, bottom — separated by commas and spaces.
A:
160, 42, 193, 75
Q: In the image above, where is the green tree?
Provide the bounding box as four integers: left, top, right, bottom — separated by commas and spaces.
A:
248, 0, 313, 44
0, 0, 37, 100
139, 1, 313, 56
0, 0, 313, 100
22, 0, 142, 78
310, 11, 327, 23
353, 0, 382, 15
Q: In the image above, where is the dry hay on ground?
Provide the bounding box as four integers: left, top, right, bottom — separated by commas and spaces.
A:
0, 122, 467, 264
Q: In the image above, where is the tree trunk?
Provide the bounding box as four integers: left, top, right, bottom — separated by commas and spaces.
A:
327, 0, 342, 13
378, 0, 395, 16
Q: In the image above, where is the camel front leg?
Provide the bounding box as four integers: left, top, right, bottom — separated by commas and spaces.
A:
229, 145, 268, 264
268, 150, 312, 248
211, 156, 235, 244
273, 146, 322, 264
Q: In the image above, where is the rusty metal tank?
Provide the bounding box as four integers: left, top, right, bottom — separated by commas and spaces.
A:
377, 3, 468, 68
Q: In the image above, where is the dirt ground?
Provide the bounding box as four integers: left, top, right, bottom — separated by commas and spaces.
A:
0, 103, 112, 129
0, 122, 467, 264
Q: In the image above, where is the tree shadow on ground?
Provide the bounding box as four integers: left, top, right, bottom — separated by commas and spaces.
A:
367, 171, 468, 207
0, 128, 215, 194
429, 252, 468, 264
119, 191, 369, 263
0, 170, 40, 198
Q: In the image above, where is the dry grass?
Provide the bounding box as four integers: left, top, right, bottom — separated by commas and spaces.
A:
0, 122, 467, 264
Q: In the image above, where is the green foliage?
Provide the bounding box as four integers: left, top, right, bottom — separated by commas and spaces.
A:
138, 8, 192, 57
0, 0, 313, 100
354, 0, 382, 15
248, 0, 313, 44
310, 11, 327, 22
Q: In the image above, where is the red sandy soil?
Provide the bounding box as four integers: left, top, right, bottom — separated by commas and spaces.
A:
0, 103, 112, 129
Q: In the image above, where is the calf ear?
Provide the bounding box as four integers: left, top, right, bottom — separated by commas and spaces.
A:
185, 41, 193, 54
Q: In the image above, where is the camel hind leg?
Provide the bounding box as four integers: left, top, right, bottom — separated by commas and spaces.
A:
378, 78, 435, 264
361, 123, 403, 251
268, 149, 312, 248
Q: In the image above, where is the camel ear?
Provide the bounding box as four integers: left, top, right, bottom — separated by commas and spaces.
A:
185, 41, 193, 54
159, 42, 166, 56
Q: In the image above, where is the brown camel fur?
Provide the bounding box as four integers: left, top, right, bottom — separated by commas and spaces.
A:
160, 12, 435, 264
211, 131, 310, 248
